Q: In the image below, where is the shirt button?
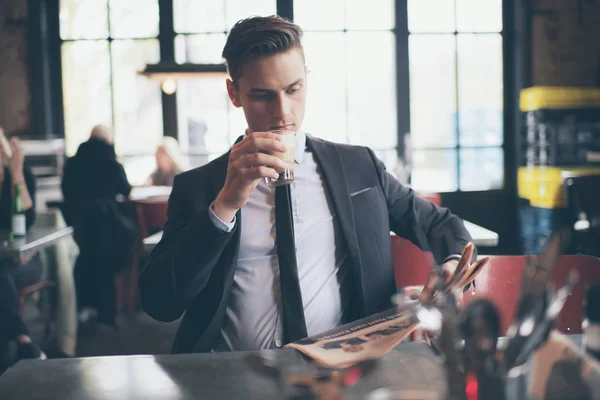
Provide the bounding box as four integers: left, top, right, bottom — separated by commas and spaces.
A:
274, 339, 282, 348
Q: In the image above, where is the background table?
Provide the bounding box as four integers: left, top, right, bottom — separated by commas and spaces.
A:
143, 220, 499, 253
128, 186, 172, 201
143, 230, 163, 252
463, 220, 499, 247
0, 226, 74, 259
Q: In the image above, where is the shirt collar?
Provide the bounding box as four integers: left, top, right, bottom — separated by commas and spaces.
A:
294, 130, 306, 164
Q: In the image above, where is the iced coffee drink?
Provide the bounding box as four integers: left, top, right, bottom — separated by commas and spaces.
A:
265, 130, 295, 187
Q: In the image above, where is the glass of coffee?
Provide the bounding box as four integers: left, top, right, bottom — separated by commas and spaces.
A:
264, 129, 295, 187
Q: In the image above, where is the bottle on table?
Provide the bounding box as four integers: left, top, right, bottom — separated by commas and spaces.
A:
11, 183, 26, 237
583, 283, 600, 361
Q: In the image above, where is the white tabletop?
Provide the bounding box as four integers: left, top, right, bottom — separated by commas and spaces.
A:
0, 226, 74, 259
129, 186, 172, 201
463, 220, 499, 247
143, 220, 498, 253
144, 230, 163, 252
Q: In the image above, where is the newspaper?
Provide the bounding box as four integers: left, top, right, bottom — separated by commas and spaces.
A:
285, 307, 420, 368
286, 243, 489, 368
528, 331, 600, 400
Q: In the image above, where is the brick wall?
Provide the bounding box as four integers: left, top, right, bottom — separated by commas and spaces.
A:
531, 0, 600, 87
0, 0, 31, 135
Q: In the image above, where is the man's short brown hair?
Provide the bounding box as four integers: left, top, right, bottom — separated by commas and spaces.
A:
222, 15, 304, 84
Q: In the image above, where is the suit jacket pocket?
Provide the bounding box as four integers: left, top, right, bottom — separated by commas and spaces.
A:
350, 186, 375, 197
350, 187, 387, 260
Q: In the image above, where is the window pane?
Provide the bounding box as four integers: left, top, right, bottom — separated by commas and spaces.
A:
458, 34, 503, 147
411, 149, 458, 192
111, 39, 162, 156
60, 0, 109, 39
122, 155, 157, 186
176, 78, 231, 161
294, 0, 345, 31
408, 0, 455, 33
225, 0, 277, 30
459, 148, 503, 191
109, 0, 159, 38
174, 0, 226, 33
175, 34, 227, 64
456, 0, 502, 32
346, 0, 394, 30
347, 32, 396, 149
228, 106, 248, 147
409, 35, 457, 148
62, 41, 112, 156
302, 32, 347, 144
373, 149, 400, 179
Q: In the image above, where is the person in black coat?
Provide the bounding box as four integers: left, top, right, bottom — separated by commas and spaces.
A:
0, 136, 46, 373
61, 125, 137, 327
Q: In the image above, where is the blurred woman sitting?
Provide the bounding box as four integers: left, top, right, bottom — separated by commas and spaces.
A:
144, 136, 185, 187
0, 135, 46, 372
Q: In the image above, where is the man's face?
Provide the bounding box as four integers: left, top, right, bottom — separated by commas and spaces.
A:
226, 48, 307, 133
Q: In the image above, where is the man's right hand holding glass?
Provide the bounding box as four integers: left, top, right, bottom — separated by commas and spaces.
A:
212, 132, 289, 223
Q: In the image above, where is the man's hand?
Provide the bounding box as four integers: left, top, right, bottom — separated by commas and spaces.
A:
212, 132, 288, 223
418, 259, 463, 304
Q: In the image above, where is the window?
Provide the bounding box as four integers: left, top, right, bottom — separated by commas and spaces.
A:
60, 0, 163, 168
294, 0, 398, 170
173, 0, 277, 166
172, 0, 397, 169
407, 0, 504, 192
58, 0, 504, 191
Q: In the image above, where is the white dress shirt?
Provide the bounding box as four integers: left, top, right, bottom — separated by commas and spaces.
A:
210, 131, 352, 351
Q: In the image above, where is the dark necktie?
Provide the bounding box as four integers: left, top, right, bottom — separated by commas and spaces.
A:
275, 184, 308, 343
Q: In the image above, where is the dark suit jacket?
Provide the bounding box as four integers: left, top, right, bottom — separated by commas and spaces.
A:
139, 136, 475, 354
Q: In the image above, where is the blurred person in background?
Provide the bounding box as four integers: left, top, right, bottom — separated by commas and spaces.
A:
144, 136, 185, 187
0, 134, 46, 372
61, 125, 137, 329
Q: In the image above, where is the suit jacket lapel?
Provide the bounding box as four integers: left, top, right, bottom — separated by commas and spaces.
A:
306, 137, 366, 317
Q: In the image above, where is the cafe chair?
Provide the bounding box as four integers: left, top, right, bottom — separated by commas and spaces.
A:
391, 192, 442, 287
392, 235, 432, 289
460, 255, 600, 335
392, 245, 600, 337
563, 173, 600, 257
117, 198, 169, 314
134, 197, 170, 244
18, 280, 56, 337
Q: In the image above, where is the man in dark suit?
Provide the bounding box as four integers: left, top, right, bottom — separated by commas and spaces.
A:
139, 15, 475, 354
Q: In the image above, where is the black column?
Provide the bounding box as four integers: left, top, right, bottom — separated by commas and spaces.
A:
395, 0, 410, 164
28, 0, 63, 139
159, 0, 178, 139
277, 0, 294, 21
503, 0, 525, 253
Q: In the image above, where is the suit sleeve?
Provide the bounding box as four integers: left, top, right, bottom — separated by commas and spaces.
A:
139, 173, 237, 322
367, 148, 477, 264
